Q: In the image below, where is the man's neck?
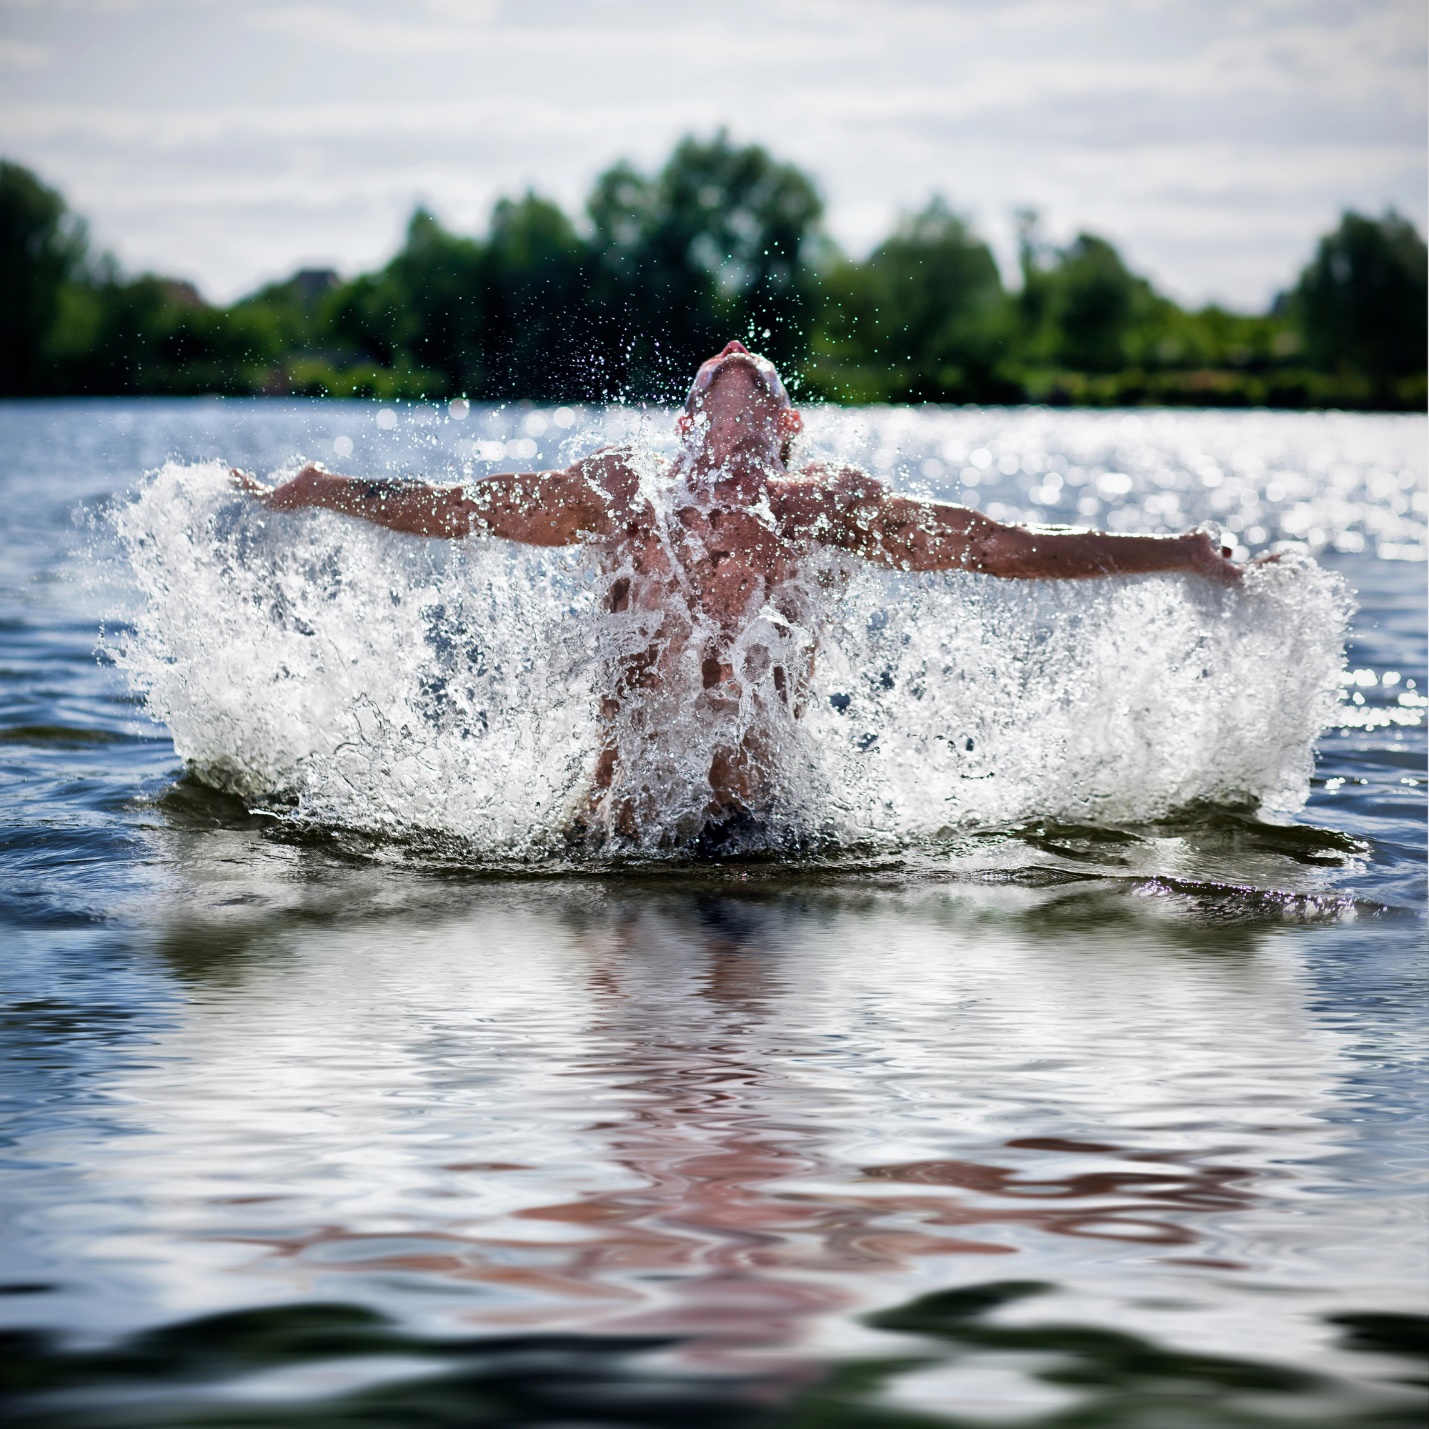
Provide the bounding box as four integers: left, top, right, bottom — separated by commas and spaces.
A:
683, 441, 783, 506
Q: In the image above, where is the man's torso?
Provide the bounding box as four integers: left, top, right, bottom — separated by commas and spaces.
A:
594, 461, 835, 701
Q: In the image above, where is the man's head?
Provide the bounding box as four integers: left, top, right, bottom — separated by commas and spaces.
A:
678, 341, 803, 467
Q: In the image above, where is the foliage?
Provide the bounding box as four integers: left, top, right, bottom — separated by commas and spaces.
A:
0, 161, 87, 394
807, 199, 1016, 403
1018, 228, 1158, 373
0, 147, 1423, 409
586, 130, 824, 395
52, 275, 282, 395
1288, 209, 1427, 391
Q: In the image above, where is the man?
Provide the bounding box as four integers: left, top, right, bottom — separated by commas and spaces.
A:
233, 341, 1240, 845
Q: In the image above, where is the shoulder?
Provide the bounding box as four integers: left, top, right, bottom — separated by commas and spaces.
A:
770, 464, 887, 513
767, 465, 887, 541
565, 445, 644, 512
569, 443, 637, 482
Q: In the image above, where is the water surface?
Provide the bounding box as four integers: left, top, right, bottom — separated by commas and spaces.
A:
1, 399, 1424, 1427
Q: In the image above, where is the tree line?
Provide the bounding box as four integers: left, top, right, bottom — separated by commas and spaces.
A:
2, 134, 1424, 410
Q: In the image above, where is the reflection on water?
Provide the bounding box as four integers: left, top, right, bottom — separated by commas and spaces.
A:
0, 401, 1424, 1426
6, 1287, 1424, 1428
3, 839, 1424, 1425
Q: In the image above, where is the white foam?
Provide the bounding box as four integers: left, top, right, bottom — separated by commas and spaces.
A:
110, 456, 1350, 857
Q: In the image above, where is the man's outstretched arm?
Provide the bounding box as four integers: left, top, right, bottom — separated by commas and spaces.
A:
788, 469, 1240, 581
231, 454, 628, 546
878, 495, 1239, 580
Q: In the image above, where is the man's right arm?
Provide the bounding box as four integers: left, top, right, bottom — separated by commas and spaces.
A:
233, 452, 631, 546
861, 494, 1241, 580
780, 464, 1240, 581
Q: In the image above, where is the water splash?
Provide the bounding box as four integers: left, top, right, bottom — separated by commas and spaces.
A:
110, 455, 1351, 858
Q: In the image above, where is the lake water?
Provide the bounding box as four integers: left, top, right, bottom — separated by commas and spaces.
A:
1, 399, 1424, 1427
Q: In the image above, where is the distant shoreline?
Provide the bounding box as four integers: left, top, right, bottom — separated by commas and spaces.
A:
5, 139, 1423, 413
4, 394, 1425, 415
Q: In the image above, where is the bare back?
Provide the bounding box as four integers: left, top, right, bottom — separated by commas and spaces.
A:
585, 456, 842, 835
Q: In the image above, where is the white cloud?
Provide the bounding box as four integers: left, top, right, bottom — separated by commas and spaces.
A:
0, 37, 42, 63
0, 0, 1421, 305
247, 2, 501, 52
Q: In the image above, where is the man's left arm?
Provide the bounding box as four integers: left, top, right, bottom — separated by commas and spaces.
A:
230, 455, 624, 545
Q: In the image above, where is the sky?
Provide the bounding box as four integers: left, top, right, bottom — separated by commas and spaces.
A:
0, 0, 1423, 309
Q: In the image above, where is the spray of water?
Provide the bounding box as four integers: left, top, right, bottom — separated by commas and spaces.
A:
110, 453, 1351, 859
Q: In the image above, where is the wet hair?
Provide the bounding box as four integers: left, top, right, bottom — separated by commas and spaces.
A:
684, 344, 792, 414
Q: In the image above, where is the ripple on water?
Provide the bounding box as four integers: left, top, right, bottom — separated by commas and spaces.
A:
0, 401, 1422, 1429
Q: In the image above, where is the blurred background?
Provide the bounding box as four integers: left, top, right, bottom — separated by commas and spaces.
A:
0, 0, 1424, 408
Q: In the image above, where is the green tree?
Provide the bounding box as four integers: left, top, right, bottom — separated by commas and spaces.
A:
471, 192, 596, 398
1007, 222, 1318, 406
52, 274, 280, 395
1039, 233, 1151, 374
1291, 210, 1426, 382
0, 160, 87, 394
324, 213, 441, 374
809, 197, 1013, 402
233, 267, 340, 354
316, 197, 592, 399
588, 131, 823, 396
5, 148, 1424, 411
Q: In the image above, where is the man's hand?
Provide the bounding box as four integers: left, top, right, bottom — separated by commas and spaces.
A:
229, 466, 269, 497
1182, 529, 1242, 583
231, 462, 335, 510
962, 520, 1250, 581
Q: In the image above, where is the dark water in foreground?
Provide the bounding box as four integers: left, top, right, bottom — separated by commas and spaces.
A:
1, 400, 1425, 1427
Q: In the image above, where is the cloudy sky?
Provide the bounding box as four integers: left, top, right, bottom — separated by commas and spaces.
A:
1, 0, 1423, 309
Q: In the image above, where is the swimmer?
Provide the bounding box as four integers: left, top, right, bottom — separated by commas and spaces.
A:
232, 342, 1243, 842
